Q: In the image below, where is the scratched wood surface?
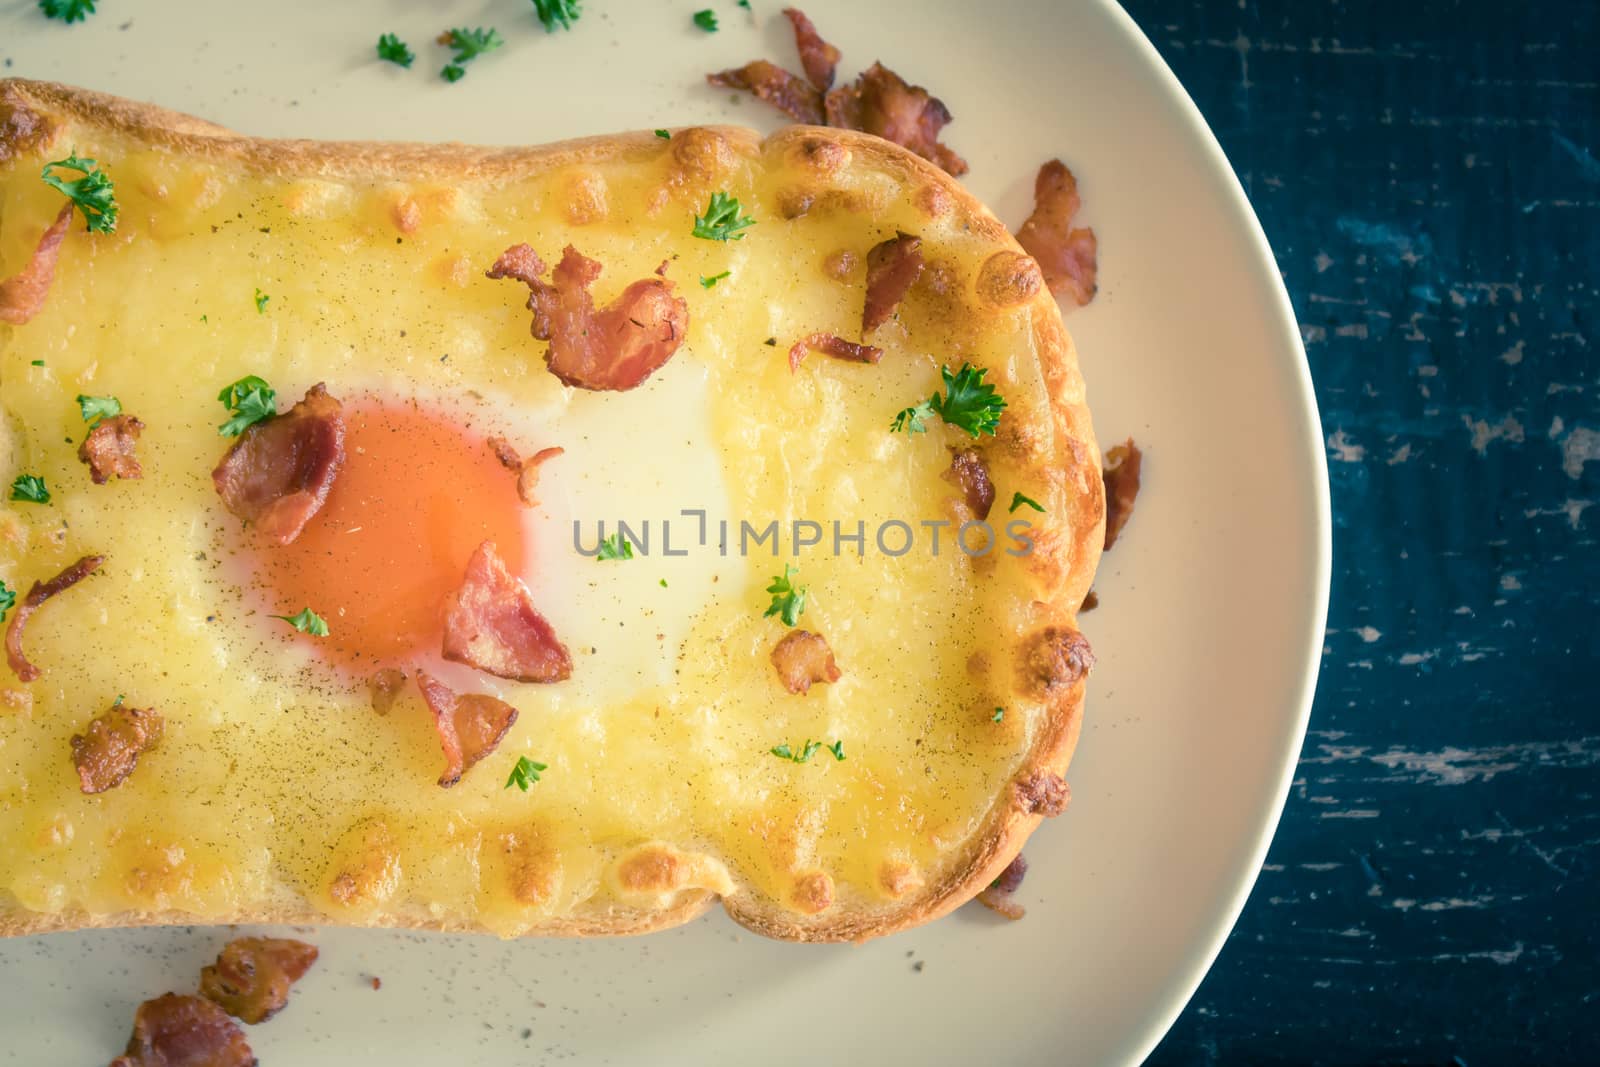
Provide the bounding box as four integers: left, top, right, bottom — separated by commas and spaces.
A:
1115, 1, 1599, 1062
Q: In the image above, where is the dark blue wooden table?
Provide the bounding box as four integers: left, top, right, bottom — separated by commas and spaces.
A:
1115, 2, 1598, 1062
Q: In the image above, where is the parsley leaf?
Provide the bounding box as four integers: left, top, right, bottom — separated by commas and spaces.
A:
699, 271, 730, 289
217, 375, 277, 437
9, 475, 50, 504
377, 33, 415, 68
737, 0, 751, 8
273, 607, 330, 636
931, 363, 1007, 437
654, 129, 671, 139
77, 394, 121, 426
692, 191, 755, 242
442, 64, 466, 83
0, 580, 14, 623
40, 153, 118, 234
771, 739, 846, 763
693, 9, 719, 31
253, 288, 270, 314
825, 740, 846, 761
992, 707, 1005, 722
596, 532, 634, 561
763, 564, 807, 626
890, 398, 935, 434
1009, 492, 1045, 514
531, 0, 581, 32
38, 0, 96, 24
505, 755, 549, 791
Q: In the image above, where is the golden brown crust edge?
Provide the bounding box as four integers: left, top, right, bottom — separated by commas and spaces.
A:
0, 78, 1102, 944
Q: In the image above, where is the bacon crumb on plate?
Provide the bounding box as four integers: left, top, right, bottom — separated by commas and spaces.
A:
199, 936, 319, 1025
826, 62, 969, 177
211, 383, 346, 546
975, 853, 1028, 921
1014, 159, 1099, 307
783, 7, 841, 90
707, 60, 824, 124
1102, 438, 1143, 550
5, 553, 104, 683
109, 993, 255, 1067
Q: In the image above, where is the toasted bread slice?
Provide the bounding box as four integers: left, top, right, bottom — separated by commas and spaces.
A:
0, 79, 1102, 942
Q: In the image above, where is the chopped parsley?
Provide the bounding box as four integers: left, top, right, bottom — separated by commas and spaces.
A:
531, 0, 581, 32
890, 363, 1007, 438
699, 271, 730, 289
0, 581, 14, 623
273, 607, 330, 636
1009, 492, 1045, 514
30, 360, 45, 367
41, 153, 118, 234
692, 9, 719, 31
376, 33, 416, 67
654, 129, 672, 139
596, 532, 634, 561
992, 707, 1005, 722
439, 26, 504, 81
505, 755, 549, 791
771, 739, 846, 763
659, 578, 669, 587
763, 564, 807, 626
692, 191, 755, 242
217, 375, 277, 437
737, 0, 751, 8
38, 0, 96, 24
76, 394, 121, 426
9, 474, 50, 504
253, 287, 270, 314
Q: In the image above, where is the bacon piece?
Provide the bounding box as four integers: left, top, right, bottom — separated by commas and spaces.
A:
488, 245, 689, 392
783, 8, 841, 91
0, 203, 72, 326
771, 630, 841, 695
5, 554, 103, 683
110, 993, 255, 1067
1017, 625, 1094, 699
1102, 438, 1142, 550
942, 448, 995, 521
211, 383, 345, 546
862, 231, 924, 333
77, 414, 146, 484
442, 541, 573, 684
707, 60, 825, 124
1015, 159, 1099, 307
199, 937, 319, 1025
369, 668, 407, 715
415, 670, 520, 788
1015, 772, 1071, 816
787, 332, 883, 373
70, 703, 162, 794
976, 853, 1028, 920
1079, 589, 1099, 613
487, 437, 565, 507
825, 62, 969, 177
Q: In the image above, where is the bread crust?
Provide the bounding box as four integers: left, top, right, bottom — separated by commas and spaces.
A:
0, 77, 1102, 943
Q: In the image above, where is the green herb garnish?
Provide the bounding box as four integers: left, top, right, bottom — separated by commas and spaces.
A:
217, 375, 277, 437
38, 0, 96, 24
41, 153, 118, 234
1009, 492, 1045, 514
992, 707, 1005, 722
253, 288, 269, 314
692, 9, 718, 31
439, 26, 504, 82
654, 129, 671, 139
505, 755, 549, 791
9, 475, 50, 504
771, 739, 846, 763
77, 394, 121, 427
692, 191, 755, 242
891, 363, 1006, 438
377, 33, 416, 67
273, 607, 330, 636
531, 0, 581, 32
597, 532, 635, 561
763, 564, 807, 626
890, 398, 935, 434
699, 271, 730, 289
0, 580, 15, 623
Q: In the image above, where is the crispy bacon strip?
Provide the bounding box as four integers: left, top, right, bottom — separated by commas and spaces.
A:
487, 437, 565, 506
783, 7, 841, 91
707, 60, 825, 124
771, 630, 841, 695
199, 937, 319, 1025
71, 703, 162, 794
1102, 438, 1142, 550
0, 202, 72, 326
78, 414, 145, 484
369, 668, 407, 715
442, 541, 573, 684
942, 449, 995, 521
211, 383, 345, 546
976, 853, 1028, 921
415, 670, 520, 788
825, 62, 969, 176
787, 332, 883, 373
1015, 159, 1099, 307
110, 993, 255, 1067
862, 231, 924, 333
489, 244, 689, 392
5, 554, 103, 683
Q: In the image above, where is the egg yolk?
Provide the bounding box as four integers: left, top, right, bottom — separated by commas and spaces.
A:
255, 401, 529, 669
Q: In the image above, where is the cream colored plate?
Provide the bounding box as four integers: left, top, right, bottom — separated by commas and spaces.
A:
0, 1, 1329, 1063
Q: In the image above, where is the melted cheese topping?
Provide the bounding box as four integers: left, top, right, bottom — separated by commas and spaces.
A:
0, 127, 1073, 933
